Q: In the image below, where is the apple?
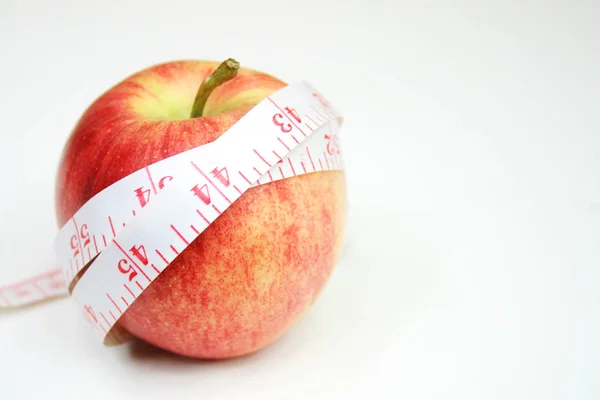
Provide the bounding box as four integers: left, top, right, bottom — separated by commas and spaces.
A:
55, 59, 347, 359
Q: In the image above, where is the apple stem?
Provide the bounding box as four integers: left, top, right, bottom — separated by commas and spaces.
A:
190, 58, 240, 118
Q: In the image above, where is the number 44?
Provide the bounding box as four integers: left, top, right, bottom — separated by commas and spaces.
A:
284, 107, 301, 123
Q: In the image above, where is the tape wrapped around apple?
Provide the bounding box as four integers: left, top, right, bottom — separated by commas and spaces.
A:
55, 59, 347, 359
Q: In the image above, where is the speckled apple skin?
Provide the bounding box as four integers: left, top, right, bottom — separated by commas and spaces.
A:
55, 61, 347, 358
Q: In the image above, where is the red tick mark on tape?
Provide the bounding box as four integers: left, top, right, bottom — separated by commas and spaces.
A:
190, 224, 200, 235
239, 170, 252, 185
31, 281, 47, 296
121, 296, 129, 307
278, 137, 291, 151
123, 283, 135, 298
254, 149, 272, 167
109, 310, 117, 321
196, 209, 210, 225
170, 245, 179, 256
301, 162, 307, 174
171, 224, 190, 245
306, 114, 318, 127
102, 234, 107, 247
107, 293, 122, 314
100, 312, 110, 327
150, 264, 159, 274
322, 108, 335, 118
306, 147, 315, 171
145, 166, 158, 195
233, 185, 242, 195
108, 216, 116, 237
155, 249, 168, 264
135, 281, 143, 291
288, 158, 296, 176
311, 106, 328, 121
212, 204, 221, 214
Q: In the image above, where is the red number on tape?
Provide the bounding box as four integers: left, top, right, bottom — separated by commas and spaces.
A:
135, 176, 173, 208
80, 224, 91, 247
211, 167, 230, 187
71, 223, 91, 257
284, 107, 302, 123
191, 184, 211, 205
158, 176, 172, 189
70, 235, 80, 259
325, 134, 341, 155
134, 187, 152, 208
272, 113, 292, 133
117, 259, 138, 281
129, 244, 148, 266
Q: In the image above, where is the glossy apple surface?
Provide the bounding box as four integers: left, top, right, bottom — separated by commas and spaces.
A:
56, 60, 347, 358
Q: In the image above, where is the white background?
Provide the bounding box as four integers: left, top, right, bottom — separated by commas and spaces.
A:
0, 1, 599, 399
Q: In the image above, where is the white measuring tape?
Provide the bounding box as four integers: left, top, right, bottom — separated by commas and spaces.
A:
0, 81, 344, 344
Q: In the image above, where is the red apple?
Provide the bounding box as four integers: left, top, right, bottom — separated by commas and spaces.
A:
55, 59, 347, 359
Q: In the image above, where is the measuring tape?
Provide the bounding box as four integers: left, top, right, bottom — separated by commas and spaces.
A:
0, 81, 344, 344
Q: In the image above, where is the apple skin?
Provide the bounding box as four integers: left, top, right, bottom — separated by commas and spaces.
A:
55, 60, 347, 359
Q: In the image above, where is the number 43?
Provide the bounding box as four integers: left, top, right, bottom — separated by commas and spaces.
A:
273, 107, 302, 133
